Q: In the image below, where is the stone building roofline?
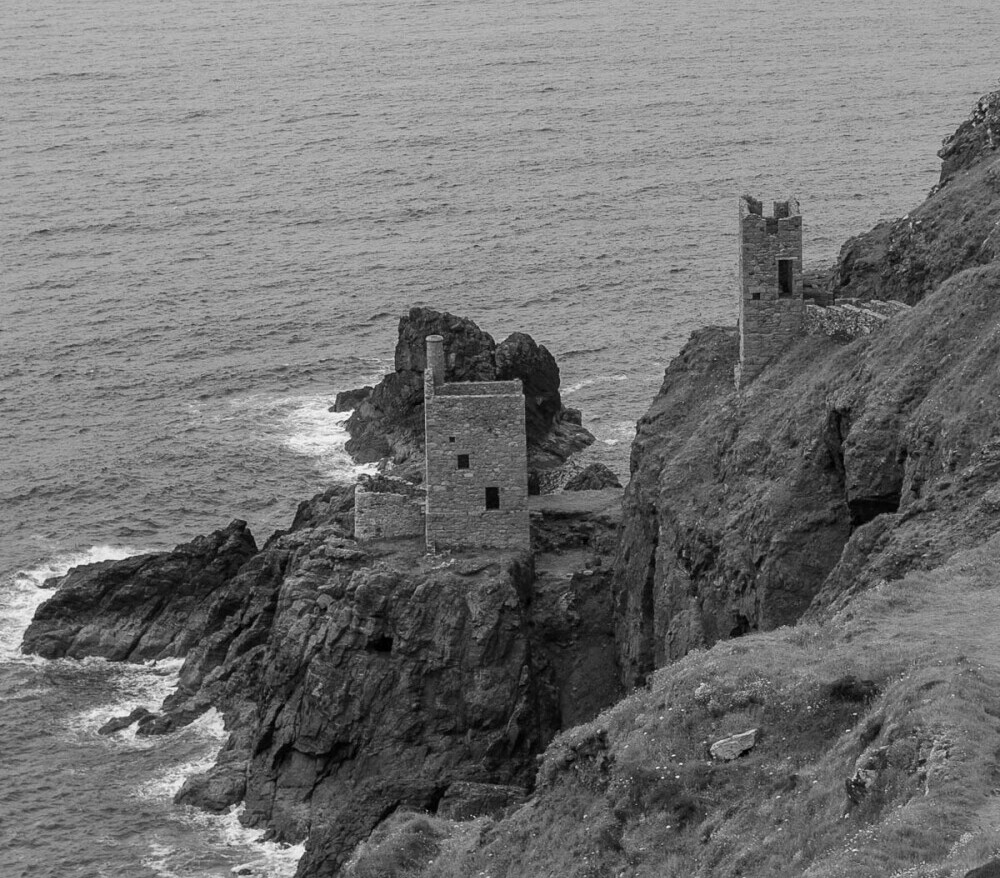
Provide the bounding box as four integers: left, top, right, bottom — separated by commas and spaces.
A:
740, 194, 801, 229
435, 380, 523, 397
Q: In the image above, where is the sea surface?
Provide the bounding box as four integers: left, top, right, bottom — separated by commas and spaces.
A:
1, 0, 997, 874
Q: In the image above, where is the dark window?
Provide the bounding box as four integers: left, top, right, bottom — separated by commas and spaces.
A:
751, 292, 761, 301
778, 259, 795, 297
449, 436, 455, 443
457, 454, 470, 469
485, 487, 500, 509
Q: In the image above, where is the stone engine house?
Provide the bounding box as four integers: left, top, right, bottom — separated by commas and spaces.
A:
735, 195, 804, 390
423, 335, 530, 551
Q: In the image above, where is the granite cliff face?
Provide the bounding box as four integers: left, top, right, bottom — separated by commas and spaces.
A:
343, 307, 594, 477
22, 480, 621, 876
613, 91, 1000, 686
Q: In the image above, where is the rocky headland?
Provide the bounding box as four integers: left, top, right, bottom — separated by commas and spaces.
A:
337, 307, 595, 484
21, 90, 1000, 878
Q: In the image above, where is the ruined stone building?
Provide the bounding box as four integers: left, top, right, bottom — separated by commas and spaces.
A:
353, 334, 531, 552
735, 195, 804, 390
423, 335, 530, 551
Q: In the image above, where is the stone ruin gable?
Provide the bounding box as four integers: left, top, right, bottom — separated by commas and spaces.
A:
424, 372, 530, 552
735, 194, 805, 390
354, 483, 425, 541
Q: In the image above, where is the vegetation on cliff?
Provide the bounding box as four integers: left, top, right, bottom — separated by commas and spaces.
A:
346, 90, 1000, 878
19, 89, 1000, 878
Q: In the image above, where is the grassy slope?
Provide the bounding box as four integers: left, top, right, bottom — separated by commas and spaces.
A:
342, 529, 1000, 877
334, 96, 1000, 876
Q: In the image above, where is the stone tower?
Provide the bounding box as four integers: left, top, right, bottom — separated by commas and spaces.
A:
735, 195, 804, 390
423, 335, 530, 551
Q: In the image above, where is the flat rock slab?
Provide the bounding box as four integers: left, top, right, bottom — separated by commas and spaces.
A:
710, 729, 758, 761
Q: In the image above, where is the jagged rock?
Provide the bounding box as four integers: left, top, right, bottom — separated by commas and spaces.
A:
845, 746, 888, 805
175, 749, 248, 813
612, 96, 1000, 685
709, 729, 758, 761
831, 91, 1000, 305
97, 707, 152, 736
343, 306, 593, 476
21, 520, 258, 662
564, 463, 622, 491
939, 90, 1000, 184
233, 546, 559, 875
436, 782, 527, 820
330, 386, 372, 412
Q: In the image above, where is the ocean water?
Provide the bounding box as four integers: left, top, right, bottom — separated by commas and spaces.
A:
1, 0, 997, 873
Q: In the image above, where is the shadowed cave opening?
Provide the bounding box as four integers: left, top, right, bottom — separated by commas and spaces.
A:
367, 635, 394, 653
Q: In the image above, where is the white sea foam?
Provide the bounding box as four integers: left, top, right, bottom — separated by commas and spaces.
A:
67, 657, 186, 746
562, 374, 629, 395
187, 804, 305, 878
0, 544, 139, 662
281, 401, 374, 479
233, 393, 377, 481
134, 708, 230, 798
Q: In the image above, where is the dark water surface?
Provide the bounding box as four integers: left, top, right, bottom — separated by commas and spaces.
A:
1, 0, 996, 873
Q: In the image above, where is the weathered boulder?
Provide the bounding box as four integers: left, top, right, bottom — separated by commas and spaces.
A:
97, 707, 153, 736
709, 729, 758, 761
343, 307, 593, 477
21, 520, 258, 662
330, 386, 372, 413
563, 462, 622, 491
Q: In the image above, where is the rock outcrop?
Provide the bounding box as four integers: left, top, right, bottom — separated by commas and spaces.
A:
22, 520, 258, 661
342, 307, 593, 477
23, 480, 621, 876
829, 90, 1000, 305
612, 92, 1000, 687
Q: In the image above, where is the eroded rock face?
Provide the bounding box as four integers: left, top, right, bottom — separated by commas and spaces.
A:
22, 482, 623, 877
830, 91, 1000, 305
612, 93, 1000, 687
613, 261, 1000, 686
21, 520, 258, 662
343, 307, 593, 476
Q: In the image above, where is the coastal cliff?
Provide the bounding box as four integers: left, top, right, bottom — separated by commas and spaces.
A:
339, 90, 1000, 878
21, 480, 621, 876
20, 90, 1000, 878
613, 89, 1000, 686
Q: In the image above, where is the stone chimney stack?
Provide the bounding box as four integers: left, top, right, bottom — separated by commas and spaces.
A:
426, 334, 445, 388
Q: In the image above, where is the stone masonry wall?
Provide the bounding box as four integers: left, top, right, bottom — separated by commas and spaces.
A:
736, 196, 804, 389
425, 381, 530, 551
805, 299, 911, 341
354, 487, 425, 541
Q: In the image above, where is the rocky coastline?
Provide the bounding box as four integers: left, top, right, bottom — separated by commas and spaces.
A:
21, 89, 1000, 877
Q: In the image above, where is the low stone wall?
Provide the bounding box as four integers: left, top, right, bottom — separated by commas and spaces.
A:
354, 486, 425, 541
805, 299, 911, 341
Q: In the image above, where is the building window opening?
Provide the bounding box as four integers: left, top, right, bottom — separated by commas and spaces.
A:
751, 292, 761, 300
457, 454, 470, 469
485, 486, 500, 509
778, 259, 794, 298
449, 436, 455, 443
